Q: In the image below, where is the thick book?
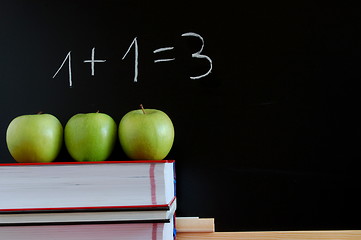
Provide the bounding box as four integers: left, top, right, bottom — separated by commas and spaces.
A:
0, 218, 175, 240
0, 160, 175, 224
0, 198, 176, 225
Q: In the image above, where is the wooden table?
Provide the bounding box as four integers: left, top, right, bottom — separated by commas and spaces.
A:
175, 218, 361, 239
177, 230, 361, 239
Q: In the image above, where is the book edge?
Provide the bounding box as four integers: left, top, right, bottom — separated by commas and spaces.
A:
0, 160, 175, 167
0, 219, 171, 227
0, 197, 176, 214
0, 199, 176, 226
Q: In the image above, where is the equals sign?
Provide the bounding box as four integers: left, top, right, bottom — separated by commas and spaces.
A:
153, 47, 175, 63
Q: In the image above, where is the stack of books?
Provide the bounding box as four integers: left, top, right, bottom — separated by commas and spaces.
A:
0, 160, 176, 240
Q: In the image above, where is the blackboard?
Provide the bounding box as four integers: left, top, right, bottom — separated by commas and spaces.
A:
1, 0, 360, 231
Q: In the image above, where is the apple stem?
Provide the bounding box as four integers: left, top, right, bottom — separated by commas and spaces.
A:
96, 110, 100, 113
37, 111, 43, 115
140, 104, 146, 114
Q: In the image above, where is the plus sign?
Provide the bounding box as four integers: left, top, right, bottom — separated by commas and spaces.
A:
83, 47, 106, 76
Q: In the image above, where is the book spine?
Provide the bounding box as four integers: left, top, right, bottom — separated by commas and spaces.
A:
150, 163, 157, 205
173, 161, 177, 240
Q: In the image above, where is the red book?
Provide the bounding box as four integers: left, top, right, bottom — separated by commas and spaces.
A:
0, 161, 176, 225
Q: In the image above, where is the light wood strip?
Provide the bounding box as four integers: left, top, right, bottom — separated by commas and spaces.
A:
177, 230, 361, 240
176, 217, 214, 232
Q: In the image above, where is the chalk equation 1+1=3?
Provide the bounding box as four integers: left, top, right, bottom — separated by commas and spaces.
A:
52, 32, 213, 87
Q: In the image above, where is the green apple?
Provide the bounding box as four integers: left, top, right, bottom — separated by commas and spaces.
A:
118, 105, 175, 160
64, 112, 117, 161
6, 113, 63, 163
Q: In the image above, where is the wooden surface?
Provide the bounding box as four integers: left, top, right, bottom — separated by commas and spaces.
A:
176, 217, 214, 232
177, 230, 361, 240
175, 218, 361, 239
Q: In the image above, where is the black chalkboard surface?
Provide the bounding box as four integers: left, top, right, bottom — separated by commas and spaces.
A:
1, 0, 360, 231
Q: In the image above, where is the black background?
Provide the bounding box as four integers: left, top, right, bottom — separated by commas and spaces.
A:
1, 1, 360, 231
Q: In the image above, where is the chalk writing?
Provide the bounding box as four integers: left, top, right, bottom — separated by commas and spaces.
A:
181, 32, 212, 79
153, 47, 175, 63
53, 51, 72, 87
53, 32, 212, 87
83, 47, 106, 76
122, 37, 139, 83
